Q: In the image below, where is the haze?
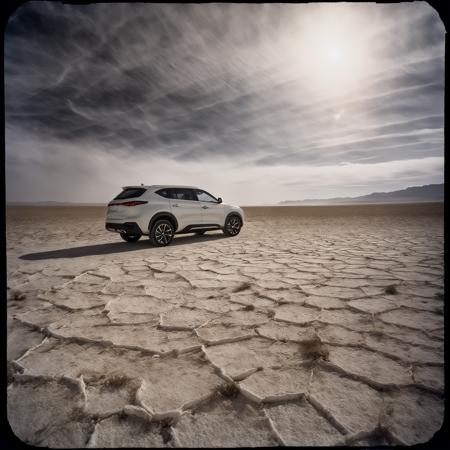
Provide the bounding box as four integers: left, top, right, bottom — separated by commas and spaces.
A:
5, 2, 444, 205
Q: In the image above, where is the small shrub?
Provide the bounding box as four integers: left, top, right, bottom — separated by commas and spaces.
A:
384, 285, 398, 295
299, 334, 329, 361
216, 382, 239, 399
243, 304, 255, 311
104, 374, 130, 388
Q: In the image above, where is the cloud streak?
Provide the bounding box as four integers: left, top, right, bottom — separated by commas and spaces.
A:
5, 2, 444, 203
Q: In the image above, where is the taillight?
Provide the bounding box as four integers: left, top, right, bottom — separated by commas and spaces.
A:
108, 201, 148, 207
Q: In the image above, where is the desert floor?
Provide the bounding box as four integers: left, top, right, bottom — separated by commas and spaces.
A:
6, 204, 444, 447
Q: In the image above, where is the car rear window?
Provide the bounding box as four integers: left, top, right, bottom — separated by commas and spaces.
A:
114, 188, 147, 200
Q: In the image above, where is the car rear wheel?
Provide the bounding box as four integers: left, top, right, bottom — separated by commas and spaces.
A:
223, 215, 242, 236
120, 232, 141, 242
150, 219, 174, 246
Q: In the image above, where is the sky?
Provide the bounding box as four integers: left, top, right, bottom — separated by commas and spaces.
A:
5, 2, 445, 205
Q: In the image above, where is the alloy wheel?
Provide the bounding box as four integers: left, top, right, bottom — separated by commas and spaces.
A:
154, 223, 173, 245
226, 216, 241, 235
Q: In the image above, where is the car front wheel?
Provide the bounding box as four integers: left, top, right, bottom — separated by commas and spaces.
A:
150, 219, 174, 246
223, 215, 242, 236
120, 232, 141, 242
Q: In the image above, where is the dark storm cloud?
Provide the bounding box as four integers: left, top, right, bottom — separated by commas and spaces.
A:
5, 2, 445, 203
6, 4, 284, 148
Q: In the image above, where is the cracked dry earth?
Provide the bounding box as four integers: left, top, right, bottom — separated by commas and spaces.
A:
6, 205, 444, 447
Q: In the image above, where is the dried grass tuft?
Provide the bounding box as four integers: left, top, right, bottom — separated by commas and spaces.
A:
299, 334, 329, 361
384, 285, 398, 295
103, 374, 130, 388
216, 382, 240, 399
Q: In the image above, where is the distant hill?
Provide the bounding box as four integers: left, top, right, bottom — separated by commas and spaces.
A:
279, 184, 444, 205
6, 201, 105, 206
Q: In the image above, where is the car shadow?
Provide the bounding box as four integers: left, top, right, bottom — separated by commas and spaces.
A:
19, 233, 228, 260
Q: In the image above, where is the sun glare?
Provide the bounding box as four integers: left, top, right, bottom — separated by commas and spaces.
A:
325, 46, 343, 64
286, 5, 375, 97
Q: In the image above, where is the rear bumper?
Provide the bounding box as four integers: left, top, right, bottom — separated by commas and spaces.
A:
105, 222, 143, 235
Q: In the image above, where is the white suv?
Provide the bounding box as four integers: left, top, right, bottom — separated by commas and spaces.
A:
106, 185, 244, 246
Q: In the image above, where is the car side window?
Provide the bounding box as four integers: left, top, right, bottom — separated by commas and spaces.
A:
196, 190, 218, 203
171, 188, 197, 201
155, 189, 170, 199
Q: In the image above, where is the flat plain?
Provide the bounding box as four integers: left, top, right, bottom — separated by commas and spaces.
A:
6, 203, 444, 447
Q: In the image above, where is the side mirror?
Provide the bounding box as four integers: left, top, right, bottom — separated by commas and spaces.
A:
217, 197, 222, 204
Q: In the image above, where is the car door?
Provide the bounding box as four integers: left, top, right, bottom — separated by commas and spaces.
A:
168, 188, 203, 230
195, 189, 226, 226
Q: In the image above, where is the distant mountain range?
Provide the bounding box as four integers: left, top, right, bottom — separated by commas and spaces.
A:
279, 184, 444, 205
6, 183, 444, 206
6, 201, 105, 206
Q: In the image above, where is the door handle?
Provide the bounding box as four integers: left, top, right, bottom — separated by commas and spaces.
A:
172, 204, 179, 207
202, 205, 209, 209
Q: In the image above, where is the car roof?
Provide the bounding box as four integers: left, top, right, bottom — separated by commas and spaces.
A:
122, 185, 200, 190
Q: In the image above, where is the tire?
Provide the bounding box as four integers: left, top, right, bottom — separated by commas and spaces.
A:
150, 219, 175, 246
223, 215, 242, 237
195, 230, 206, 235
120, 232, 141, 242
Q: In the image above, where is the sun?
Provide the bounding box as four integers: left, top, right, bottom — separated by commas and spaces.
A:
286, 5, 375, 96
325, 46, 343, 64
